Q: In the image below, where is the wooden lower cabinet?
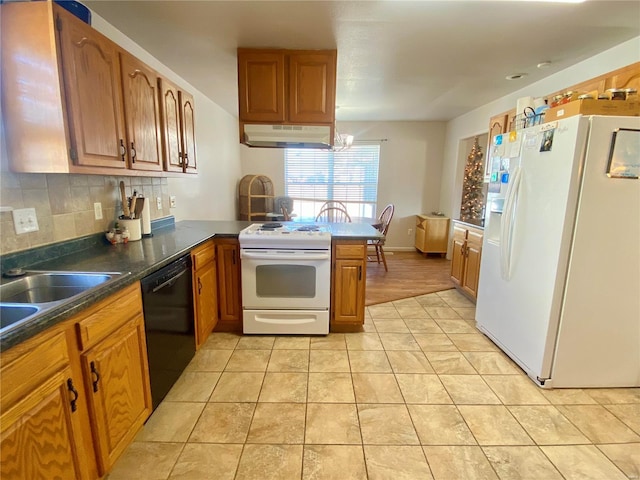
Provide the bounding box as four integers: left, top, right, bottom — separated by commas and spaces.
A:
450, 222, 484, 301
0, 330, 94, 480
214, 238, 242, 331
192, 240, 218, 347
0, 282, 152, 480
79, 318, 150, 474
331, 240, 366, 331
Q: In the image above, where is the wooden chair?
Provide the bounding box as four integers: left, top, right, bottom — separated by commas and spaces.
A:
368, 204, 394, 271
315, 206, 352, 223
319, 200, 348, 211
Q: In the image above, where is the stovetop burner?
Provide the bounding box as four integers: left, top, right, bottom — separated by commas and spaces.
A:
259, 222, 283, 230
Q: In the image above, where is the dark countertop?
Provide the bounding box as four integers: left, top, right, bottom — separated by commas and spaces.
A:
0, 219, 381, 351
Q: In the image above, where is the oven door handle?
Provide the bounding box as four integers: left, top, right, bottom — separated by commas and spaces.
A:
241, 251, 330, 261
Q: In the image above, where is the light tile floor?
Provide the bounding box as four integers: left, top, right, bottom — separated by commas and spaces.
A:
107, 289, 640, 480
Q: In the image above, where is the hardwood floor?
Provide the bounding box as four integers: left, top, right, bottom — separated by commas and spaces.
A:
365, 250, 455, 306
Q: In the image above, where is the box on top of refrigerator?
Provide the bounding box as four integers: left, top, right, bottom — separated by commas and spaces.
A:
543, 99, 639, 123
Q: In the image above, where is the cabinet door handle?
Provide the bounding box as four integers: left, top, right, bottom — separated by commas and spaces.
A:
120, 139, 126, 162
358, 265, 362, 280
178, 151, 183, 166
130, 142, 137, 163
67, 378, 79, 412
461, 243, 466, 257
90, 361, 101, 393
198, 277, 202, 295
184, 153, 189, 167
232, 250, 236, 265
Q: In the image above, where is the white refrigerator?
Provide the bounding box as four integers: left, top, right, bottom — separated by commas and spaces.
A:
476, 114, 640, 388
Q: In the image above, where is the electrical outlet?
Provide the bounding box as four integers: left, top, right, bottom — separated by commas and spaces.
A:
94, 202, 103, 220
170, 195, 176, 208
13, 208, 39, 234
156, 196, 162, 210
407, 228, 413, 236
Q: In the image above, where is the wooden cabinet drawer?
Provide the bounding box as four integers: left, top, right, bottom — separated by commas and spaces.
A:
76, 283, 142, 351
1, 331, 69, 411
192, 240, 215, 271
335, 243, 365, 259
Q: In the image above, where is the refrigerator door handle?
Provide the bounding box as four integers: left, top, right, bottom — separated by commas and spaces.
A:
500, 166, 523, 280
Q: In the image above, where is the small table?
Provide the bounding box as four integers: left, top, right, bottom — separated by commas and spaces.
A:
351, 216, 383, 231
415, 214, 449, 256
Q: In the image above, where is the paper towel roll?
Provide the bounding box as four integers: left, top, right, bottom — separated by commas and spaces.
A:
141, 197, 152, 236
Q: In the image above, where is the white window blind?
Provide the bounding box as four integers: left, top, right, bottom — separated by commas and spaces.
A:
285, 145, 380, 219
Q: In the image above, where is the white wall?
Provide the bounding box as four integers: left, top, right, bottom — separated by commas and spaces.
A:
241, 121, 447, 250
91, 14, 242, 221
440, 37, 640, 226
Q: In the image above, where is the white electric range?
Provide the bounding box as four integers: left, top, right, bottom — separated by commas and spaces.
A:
238, 223, 332, 335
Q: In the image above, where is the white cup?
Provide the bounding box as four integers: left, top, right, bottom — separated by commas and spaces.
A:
119, 218, 141, 241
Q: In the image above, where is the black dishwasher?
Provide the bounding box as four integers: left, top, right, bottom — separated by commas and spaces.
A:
141, 254, 195, 409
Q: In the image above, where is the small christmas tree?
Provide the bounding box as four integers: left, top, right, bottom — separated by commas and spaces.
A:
460, 137, 485, 222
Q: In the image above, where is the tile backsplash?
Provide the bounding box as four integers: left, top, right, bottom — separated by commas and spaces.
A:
0, 173, 172, 255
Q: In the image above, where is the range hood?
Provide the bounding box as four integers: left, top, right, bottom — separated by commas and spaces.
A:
243, 124, 332, 149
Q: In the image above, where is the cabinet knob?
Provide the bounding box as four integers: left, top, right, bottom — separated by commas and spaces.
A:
120, 139, 126, 162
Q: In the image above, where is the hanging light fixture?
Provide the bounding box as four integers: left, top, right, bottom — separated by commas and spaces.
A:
333, 125, 354, 151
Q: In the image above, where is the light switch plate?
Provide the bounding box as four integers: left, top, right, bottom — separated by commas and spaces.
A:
94, 202, 103, 220
156, 196, 162, 210
170, 195, 176, 208
13, 208, 39, 234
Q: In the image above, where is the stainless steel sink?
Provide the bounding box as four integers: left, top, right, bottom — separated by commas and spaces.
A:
1, 272, 115, 304
0, 271, 125, 334
0, 304, 40, 329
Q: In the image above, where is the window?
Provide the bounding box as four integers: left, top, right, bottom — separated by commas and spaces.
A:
284, 145, 380, 220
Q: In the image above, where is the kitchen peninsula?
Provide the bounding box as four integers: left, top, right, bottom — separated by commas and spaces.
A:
0, 218, 382, 350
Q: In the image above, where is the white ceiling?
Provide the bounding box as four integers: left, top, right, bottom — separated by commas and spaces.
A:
85, 0, 640, 122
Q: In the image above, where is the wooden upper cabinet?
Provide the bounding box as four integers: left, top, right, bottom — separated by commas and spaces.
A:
238, 50, 286, 123
158, 77, 198, 174
158, 78, 184, 173
237, 48, 337, 128
604, 62, 640, 92
181, 91, 197, 174
488, 113, 508, 138
119, 52, 163, 172
289, 52, 337, 124
2, 2, 194, 176
57, 6, 127, 170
